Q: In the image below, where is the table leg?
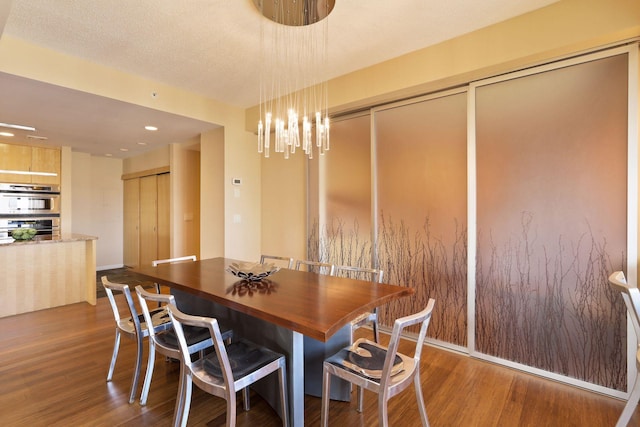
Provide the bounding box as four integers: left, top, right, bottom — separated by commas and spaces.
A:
303, 327, 351, 401
290, 331, 304, 427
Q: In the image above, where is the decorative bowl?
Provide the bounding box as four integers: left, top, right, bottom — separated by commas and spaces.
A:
11, 228, 38, 240
226, 262, 280, 282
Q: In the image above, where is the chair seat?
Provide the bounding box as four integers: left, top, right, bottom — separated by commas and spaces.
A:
203, 338, 283, 380
125, 306, 171, 331
156, 325, 211, 349
326, 339, 409, 382
156, 324, 233, 351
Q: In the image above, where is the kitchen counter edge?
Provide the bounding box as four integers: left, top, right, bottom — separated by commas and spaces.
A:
0, 234, 98, 246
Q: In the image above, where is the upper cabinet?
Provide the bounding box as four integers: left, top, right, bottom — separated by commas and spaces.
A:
0, 143, 61, 185
0, 143, 31, 183
31, 147, 61, 185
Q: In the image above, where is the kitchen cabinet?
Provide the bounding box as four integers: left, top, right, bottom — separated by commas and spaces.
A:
0, 234, 97, 318
31, 146, 61, 185
0, 143, 61, 185
123, 172, 169, 268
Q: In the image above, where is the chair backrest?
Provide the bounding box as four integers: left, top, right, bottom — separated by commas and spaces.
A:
333, 265, 383, 283
295, 259, 335, 276
260, 254, 294, 269
135, 285, 175, 341
608, 271, 640, 341
167, 303, 235, 395
101, 276, 143, 333
152, 255, 197, 267
381, 298, 435, 387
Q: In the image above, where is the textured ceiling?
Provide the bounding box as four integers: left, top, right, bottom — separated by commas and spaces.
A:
0, 0, 558, 158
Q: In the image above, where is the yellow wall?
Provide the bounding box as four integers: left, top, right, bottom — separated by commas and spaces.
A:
122, 146, 170, 175
170, 140, 201, 259
222, 125, 262, 260
200, 128, 225, 258
260, 153, 307, 261
0, 33, 260, 262
246, 0, 640, 126
254, 0, 640, 266
2, 0, 638, 264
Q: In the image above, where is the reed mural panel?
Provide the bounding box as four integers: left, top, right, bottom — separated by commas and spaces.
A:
308, 215, 467, 345
475, 53, 628, 389
374, 92, 468, 345
308, 50, 630, 390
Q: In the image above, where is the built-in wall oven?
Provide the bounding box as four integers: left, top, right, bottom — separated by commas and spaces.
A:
0, 183, 60, 215
0, 183, 61, 238
0, 217, 60, 239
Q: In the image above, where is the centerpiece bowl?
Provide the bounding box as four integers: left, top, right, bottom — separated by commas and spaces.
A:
226, 262, 279, 282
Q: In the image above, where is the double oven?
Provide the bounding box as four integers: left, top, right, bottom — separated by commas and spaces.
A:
0, 183, 61, 239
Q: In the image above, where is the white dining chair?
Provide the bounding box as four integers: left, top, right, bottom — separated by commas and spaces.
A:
609, 271, 640, 427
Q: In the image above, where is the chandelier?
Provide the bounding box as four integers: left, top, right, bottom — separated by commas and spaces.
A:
254, 0, 335, 159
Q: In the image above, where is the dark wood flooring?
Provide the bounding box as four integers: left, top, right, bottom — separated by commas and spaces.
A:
0, 290, 636, 426
96, 267, 154, 299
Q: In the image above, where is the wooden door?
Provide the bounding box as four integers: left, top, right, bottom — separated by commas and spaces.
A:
0, 143, 31, 183
123, 178, 140, 268
31, 147, 61, 185
139, 175, 158, 268
156, 173, 170, 260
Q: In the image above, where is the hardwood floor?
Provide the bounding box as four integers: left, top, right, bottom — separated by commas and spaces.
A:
0, 296, 634, 426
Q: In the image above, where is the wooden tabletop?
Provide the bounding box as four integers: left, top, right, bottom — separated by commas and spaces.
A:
132, 257, 413, 342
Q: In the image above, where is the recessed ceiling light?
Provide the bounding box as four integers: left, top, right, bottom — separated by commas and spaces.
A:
0, 122, 36, 131
0, 132, 14, 137
145, 125, 158, 131
119, 148, 129, 152
105, 153, 113, 157
137, 142, 147, 146
27, 135, 48, 140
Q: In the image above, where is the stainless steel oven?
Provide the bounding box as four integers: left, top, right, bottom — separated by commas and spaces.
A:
0, 217, 60, 239
0, 183, 61, 238
0, 183, 60, 215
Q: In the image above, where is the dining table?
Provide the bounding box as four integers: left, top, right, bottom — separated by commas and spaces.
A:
132, 257, 413, 427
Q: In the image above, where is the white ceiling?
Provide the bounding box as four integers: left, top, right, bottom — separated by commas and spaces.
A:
0, 0, 558, 158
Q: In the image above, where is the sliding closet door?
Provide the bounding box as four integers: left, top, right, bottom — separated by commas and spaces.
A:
374, 91, 467, 344
473, 52, 629, 390
307, 114, 372, 265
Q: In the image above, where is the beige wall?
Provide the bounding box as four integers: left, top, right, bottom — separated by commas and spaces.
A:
60, 146, 73, 236
200, 128, 225, 258
0, 33, 259, 264
2, 0, 638, 266
222, 125, 262, 261
71, 151, 123, 269
246, 0, 640, 127
170, 141, 201, 259
260, 153, 307, 261
122, 146, 170, 175
254, 0, 640, 269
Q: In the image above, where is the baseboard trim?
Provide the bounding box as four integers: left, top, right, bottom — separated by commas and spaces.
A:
97, 264, 125, 271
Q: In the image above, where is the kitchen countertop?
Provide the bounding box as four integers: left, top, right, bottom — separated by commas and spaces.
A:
0, 233, 97, 246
